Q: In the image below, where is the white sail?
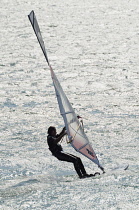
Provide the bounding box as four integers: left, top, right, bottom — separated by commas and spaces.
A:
28, 11, 104, 172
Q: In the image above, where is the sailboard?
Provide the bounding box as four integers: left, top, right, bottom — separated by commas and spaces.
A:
28, 10, 104, 172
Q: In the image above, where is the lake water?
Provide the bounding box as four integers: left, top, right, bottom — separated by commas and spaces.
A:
0, 0, 139, 209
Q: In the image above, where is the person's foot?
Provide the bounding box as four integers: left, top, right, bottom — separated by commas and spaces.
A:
79, 172, 100, 179
79, 174, 88, 179
94, 172, 100, 176
88, 172, 100, 176
85, 174, 95, 177
79, 174, 93, 179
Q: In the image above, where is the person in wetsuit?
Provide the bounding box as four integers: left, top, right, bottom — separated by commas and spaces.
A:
47, 126, 100, 179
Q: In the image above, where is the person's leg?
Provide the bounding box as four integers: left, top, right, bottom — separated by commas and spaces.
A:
65, 153, 101, 178
76, 157, 87, 175
55, 152, 84, 178
67, 154, 87, 175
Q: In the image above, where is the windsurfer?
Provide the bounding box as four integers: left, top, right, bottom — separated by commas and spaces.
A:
47, 126, 100, 178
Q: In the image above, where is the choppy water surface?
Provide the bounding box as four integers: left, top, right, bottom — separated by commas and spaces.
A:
0, 0, 139, 209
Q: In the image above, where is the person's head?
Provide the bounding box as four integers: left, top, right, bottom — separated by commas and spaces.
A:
47, 126, 56, 136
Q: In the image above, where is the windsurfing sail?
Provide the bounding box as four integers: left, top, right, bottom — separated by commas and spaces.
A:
28, 10, 104, 172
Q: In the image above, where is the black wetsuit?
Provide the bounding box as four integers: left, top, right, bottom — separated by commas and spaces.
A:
47, 134, 87, 178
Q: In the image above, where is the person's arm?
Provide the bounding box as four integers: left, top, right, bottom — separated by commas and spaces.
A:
55, 127, 66, 144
